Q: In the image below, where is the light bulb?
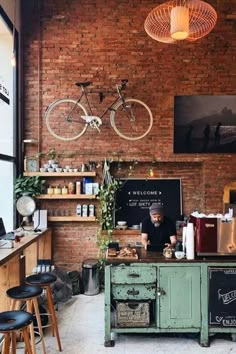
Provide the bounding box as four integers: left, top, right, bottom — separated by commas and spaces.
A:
11, 52, 16, 67
149, 168, 154, 177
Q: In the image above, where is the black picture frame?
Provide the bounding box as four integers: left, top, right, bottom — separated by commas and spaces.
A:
174, 96, 236, 153
115, 178, 182, 228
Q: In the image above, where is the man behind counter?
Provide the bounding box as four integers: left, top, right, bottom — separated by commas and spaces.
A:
141, 203, 177, 250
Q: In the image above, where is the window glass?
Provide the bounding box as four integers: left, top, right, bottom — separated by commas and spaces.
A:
0, 17, 14, 156
0, 160, 14, 231
0, 12, 16, 229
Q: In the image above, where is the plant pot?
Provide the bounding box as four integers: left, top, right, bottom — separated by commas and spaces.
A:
48, 159, 55, 165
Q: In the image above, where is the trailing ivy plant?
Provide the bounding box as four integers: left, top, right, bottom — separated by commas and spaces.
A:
96, 160, 120, 264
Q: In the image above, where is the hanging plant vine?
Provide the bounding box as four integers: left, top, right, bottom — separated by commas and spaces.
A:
96, 159, 121, 263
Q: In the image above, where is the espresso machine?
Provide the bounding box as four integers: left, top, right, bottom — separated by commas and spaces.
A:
194, 217, 236, 256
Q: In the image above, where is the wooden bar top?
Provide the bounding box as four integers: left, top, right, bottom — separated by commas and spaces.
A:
106, 248, 236, 264
0, 228, 51, 266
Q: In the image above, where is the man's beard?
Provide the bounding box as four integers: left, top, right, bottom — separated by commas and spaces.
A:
151, 219, 161, 228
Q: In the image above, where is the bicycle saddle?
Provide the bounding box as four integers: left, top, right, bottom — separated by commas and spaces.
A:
75, 81, 92, 88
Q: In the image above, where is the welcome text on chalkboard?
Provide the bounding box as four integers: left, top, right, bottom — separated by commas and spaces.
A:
115, 178, 182, 228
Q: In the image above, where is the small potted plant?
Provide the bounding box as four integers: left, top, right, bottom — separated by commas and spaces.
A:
14, 175, 46, 201
47, 148, 57, 165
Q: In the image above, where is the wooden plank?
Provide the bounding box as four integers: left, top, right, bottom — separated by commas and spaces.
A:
48, 216, 96, 222
38, 229, 52, 260
0, 255, 21, 311
23, 171, 96, 177
226, 14, 236, 20
24, 243, 38, 275
37, 194, 96, 199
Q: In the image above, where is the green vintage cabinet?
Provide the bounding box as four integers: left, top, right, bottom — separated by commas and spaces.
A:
159, 266, 201, 328
104, 261, 236, 348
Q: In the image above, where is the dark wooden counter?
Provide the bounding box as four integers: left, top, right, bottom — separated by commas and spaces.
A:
106, 248, 236, 264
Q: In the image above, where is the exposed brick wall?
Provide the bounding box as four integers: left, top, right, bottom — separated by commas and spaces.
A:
22, 0, 236, 270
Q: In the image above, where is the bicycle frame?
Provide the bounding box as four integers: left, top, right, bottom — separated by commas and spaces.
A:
68, 83, 126, 121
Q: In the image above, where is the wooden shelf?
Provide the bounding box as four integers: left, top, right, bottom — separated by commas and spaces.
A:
226, 14, 236, 20
23, 172, 96, 177
48, 216, 96, 222
37, 194, 96, 199
112, 229, 141, 235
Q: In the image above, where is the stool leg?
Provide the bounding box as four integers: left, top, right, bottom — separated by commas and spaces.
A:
26, 300, 36, 354
11, 331, 16, 354
22, 327, 33, 354
46, 286, 62, 351
32, 297, 47, 354
10, 299, 17, 311
3, 333, 10, 354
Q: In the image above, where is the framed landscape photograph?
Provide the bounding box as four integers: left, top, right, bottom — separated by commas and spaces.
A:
174, 96, 236, 153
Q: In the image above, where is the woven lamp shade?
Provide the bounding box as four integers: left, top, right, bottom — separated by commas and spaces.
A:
144, 0, 217, 44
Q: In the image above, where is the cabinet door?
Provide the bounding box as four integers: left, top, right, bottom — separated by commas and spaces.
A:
159, 266, 201, 328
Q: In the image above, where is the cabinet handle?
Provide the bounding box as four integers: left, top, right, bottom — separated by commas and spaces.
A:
128, 273, 140, 278
127, 289, 139, 296
157, 288, 165, 296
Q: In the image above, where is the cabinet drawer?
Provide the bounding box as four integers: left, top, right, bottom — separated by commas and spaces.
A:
112, 284, 156, 300
111, 266, 156, 284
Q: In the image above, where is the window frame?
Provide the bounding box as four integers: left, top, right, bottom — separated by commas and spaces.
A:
0, 5, 21, 228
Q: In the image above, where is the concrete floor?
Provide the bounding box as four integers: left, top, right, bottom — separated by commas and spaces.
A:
42, 292, 236, 354
1, 292, 236, 353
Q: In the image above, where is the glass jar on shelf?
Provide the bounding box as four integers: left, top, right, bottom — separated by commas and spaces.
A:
62, 186, 68, 195
47, 186, 54, 195
54, 185, 62, 195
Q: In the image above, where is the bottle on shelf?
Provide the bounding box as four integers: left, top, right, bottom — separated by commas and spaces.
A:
68, 182, 75, 194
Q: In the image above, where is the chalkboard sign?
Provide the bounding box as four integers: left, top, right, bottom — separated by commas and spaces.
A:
115, 178, 182, 228
209, 268, 236, 327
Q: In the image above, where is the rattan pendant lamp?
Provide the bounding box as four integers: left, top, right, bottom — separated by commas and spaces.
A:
144, 0, 217, 44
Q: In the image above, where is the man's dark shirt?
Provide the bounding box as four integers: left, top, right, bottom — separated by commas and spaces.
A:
141, 216, 176, 247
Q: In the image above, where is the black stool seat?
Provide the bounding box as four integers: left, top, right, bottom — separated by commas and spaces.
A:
26, 272, 57, 286
0, 311, 33, 332
6, 285, 42, 299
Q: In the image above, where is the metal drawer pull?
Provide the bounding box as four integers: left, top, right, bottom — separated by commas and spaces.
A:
127, 289, 140, 296
157, 288, 165, 296
128, 273, 140, 278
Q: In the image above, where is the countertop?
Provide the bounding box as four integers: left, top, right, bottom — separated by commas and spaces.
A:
0, 228, 50, 266
106, 248, 236, 264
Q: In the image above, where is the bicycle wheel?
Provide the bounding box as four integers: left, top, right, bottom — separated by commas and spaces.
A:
110, 98, 153, 141
45, 99, 88, 141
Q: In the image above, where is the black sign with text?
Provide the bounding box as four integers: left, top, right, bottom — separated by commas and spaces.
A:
115, 178, 182, 227
209, 268, 236, 327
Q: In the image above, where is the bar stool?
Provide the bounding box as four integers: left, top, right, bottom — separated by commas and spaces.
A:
6, 285, 47, 354
0, 310, 34, 354
25, 273, 62, 352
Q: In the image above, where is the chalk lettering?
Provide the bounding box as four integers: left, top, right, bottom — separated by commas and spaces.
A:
223, 318, 236, 326
218, 289, 236, 304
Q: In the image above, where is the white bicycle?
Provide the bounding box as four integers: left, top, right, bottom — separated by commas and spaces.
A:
45, 80, 153, 141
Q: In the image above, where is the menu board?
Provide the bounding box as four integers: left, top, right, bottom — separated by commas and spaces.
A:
115, 178, 182, 227
209, 268, 236, 327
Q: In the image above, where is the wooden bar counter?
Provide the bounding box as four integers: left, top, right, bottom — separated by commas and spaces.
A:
0, 228, 52, 311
